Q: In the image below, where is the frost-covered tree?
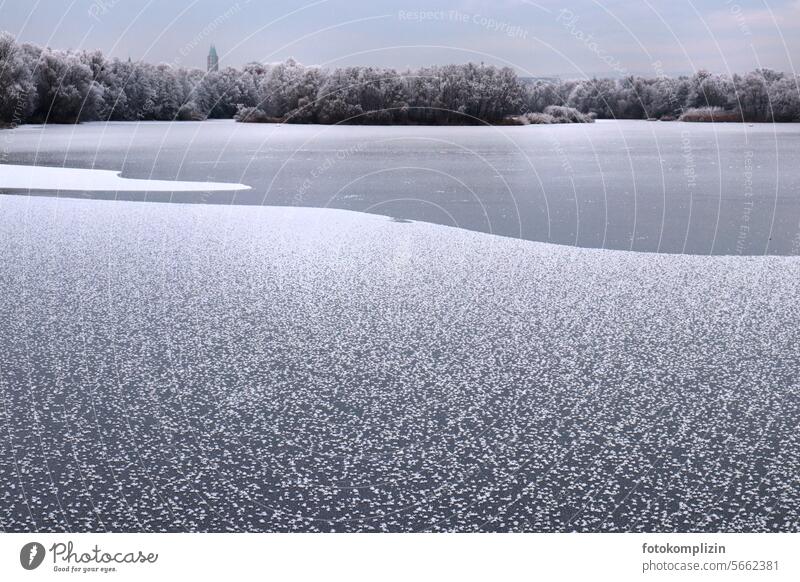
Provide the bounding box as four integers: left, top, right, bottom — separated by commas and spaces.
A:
237, 62, 269, 109
150, 64, 186, 120
687, 70, 734, 110
196, 67, 244, 118
258, 59, 321, 122
0, 32, 36, 123
317, 66, 406, 124
648, 77, 688, 118
523, 80, 562, 114
402, 63, 523, 124
32, 49, 102, 123
733, 71, 771, 121
567, 78, 616, 118
768, 77, 800, 122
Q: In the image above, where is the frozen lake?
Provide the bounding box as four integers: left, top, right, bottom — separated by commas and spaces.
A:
2, 119, 799, 255
1, 121, 799, 533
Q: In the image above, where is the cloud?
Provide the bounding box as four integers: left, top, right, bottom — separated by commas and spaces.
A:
708, 0, 800, 32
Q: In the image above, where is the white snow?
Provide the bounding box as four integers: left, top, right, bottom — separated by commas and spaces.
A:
0, 163, 250, 192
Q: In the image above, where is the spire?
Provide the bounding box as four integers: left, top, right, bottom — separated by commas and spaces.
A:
207, 44, 219, 72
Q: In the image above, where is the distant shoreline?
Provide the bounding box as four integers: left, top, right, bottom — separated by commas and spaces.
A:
4, 117, 796, 131
2, 32, 799, 130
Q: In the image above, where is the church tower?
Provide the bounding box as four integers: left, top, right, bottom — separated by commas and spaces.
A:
207, 45, 219, 72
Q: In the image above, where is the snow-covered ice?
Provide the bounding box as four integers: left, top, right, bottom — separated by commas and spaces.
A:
4, 120, 800, 254
0, 163, 250, 192
0, 195, 797, 533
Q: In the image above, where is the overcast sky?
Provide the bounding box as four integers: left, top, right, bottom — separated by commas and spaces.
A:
1, 0, 798, 76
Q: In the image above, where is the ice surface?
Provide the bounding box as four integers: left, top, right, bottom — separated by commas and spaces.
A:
0, 195, 798, 533
0, 163, 250, 192
4, 120, 800, 254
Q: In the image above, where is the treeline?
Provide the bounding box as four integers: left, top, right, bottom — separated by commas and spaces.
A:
235, 60, 524, 125
0, 32, 524, 125
2, 31, 799, 127
531, 70, 800, 122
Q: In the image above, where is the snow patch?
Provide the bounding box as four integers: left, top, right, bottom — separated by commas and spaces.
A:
0, 163, 250, 192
